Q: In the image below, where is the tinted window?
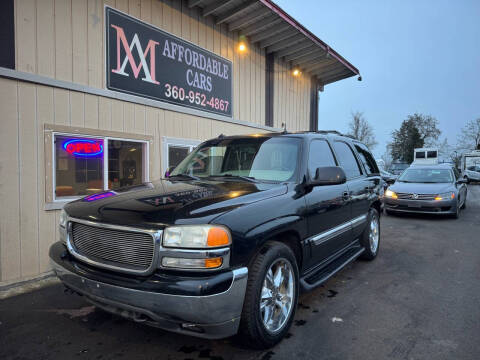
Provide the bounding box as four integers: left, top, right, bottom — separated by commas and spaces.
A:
172, 137, 301, 182
308, 139, 337, 178
398, 168, 453, 183
333, 141, 362, 179
354, 143, 379, 175
416, 152, 426, 159
427, 151, 437, 158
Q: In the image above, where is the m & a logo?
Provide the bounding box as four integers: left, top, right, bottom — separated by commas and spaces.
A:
110, 24, 160, 85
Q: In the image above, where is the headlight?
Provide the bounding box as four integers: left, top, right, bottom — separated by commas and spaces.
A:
59, 209, 68, 244
163, 225, 231, 249
434, 192, 455, 201
59, 209, 68, 228
385, 189, 398, 199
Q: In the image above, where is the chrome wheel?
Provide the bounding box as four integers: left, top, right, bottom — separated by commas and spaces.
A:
260, 258, 294, 334
369, 214, 379, 254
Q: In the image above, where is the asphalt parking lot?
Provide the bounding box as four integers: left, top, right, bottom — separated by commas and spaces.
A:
1, 186, 479, 360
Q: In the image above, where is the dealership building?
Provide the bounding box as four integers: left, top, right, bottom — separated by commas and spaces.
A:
0, 0, 359, 285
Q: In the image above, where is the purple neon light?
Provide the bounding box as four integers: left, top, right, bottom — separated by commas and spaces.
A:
84, 191, 116, 202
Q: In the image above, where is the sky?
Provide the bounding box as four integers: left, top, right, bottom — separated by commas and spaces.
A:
274, 0, 480, 157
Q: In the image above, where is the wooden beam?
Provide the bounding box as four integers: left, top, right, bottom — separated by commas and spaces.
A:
259, 29, 298, 48
248, 22, 290, 43
292, 51, 327, 67
275, 40, 313, 58
284, 45, 318, 62
188, 0, 203, 8
240, 15, 281, 37
266, 33, 305, 53
228, 7, 271, 31
216, 0, 257, 24
202, 0, 233, 17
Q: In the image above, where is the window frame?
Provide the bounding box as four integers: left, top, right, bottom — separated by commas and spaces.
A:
52, 131, 149, 202
162, 136, 201, 175
353, 142, 380, 176
331, 140, 364, 180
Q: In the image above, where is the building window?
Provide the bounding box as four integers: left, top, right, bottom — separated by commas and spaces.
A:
0, 0, 15, 69
162, 137, 201, 175
53, 133, 148, 200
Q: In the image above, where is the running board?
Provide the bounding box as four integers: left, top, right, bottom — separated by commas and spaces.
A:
300, 247, 365, 292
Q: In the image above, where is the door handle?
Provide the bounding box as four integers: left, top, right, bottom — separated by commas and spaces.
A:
342, 191, 350, 201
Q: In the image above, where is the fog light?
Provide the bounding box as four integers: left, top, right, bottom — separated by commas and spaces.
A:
161, 257, 223, 269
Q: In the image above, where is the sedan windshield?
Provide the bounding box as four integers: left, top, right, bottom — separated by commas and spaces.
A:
170, 136, 301, 182
398, 168, 454, 183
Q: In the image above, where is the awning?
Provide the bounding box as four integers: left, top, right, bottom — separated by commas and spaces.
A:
188, 0, 360, 86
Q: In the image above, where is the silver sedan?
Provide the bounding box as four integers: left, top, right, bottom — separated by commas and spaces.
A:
384, 164, 468, 218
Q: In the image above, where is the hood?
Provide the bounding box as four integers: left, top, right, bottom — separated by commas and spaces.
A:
389, 181, 455, 194
64, 179, 287, 229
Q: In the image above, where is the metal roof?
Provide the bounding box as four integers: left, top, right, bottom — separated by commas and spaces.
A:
188, 0, 360, 86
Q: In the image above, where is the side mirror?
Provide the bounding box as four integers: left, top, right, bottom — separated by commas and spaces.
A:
164, 166, 175, 178
309, 166, 347, 187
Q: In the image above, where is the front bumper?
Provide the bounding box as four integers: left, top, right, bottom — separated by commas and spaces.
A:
384, 198, 457, 214
49, 242, 248, 339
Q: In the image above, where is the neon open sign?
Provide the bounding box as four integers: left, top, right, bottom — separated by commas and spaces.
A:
63, 139, 103, 157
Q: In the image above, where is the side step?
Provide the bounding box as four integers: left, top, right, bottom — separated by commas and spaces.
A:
300, 246, 365, 292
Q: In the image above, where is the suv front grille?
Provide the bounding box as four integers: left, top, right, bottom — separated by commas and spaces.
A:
396, 192, 436, 200
71, 222, 155, 271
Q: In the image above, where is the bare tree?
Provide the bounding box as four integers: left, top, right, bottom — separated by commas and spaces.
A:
347, 111, 378, 149
458, 118, 480, 150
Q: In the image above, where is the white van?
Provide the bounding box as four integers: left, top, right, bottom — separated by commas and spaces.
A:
462, 150, 480, 183
413, 148, 438, 165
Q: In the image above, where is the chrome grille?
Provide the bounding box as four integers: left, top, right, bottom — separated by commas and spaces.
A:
396, 192, 436, 200
71, 222, 155, 271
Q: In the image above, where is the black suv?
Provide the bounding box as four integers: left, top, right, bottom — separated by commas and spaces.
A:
50, 131, 382, 348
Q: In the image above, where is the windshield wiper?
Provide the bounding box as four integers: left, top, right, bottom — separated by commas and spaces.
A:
213, 174, 258, 183
168, 173, 200, 181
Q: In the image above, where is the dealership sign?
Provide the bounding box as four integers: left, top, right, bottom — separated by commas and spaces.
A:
105, 7, 233, 117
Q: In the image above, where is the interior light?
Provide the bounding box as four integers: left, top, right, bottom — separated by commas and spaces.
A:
292, 68, 301, 77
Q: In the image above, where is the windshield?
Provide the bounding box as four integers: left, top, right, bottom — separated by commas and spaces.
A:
467, 165, 480, 173
170, 136, 301, 182
398, 168, 454, 183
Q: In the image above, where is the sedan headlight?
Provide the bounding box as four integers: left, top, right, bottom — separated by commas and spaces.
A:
385, 189, 398, 199
163, 225, 231, 249
434, 192, 455, 201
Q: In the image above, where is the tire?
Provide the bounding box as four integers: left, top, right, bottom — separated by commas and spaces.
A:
461, 194, 467, 209
464, 176, 470, 184
385, 209, 395, 216
360, 208, 380, 261
238, 241, 299, 349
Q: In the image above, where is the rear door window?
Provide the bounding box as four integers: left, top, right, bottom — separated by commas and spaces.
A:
333, 141, 362, 179
354, 143, 379, 175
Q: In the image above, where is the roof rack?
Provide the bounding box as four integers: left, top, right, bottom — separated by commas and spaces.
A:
311, 130, 356, 139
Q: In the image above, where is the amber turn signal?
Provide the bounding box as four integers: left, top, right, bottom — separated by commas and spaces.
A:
207, 227, 231, 247
204, 257, 223, 268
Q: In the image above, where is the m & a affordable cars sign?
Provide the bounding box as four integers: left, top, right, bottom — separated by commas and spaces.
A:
106, 6, 233, 117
